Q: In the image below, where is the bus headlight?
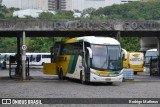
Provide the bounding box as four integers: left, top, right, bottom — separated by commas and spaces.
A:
90, 70, 99, 76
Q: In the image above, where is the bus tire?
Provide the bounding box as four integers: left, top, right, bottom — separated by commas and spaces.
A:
80, 71, 86, 84
107, 82, 113, 85
58, 69, 63, 80
134, 72, 137, 75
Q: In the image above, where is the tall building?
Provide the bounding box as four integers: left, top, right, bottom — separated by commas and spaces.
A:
38, 0, 48, 11
2, 0, 38, 9
48, 0, 57, 11
48, 0, 67, 11
65, 0, 72, 10
59, 0, 66, 10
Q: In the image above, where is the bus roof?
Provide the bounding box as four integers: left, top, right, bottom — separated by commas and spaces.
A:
62, 36, 120, 45
146, 48, 157, 52
26, 53, 50, 55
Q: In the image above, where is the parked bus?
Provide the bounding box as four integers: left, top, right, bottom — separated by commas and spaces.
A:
43, 36, 124, 84
122, 49, 144, 75
27, 53, 51, 66
0, 53, 50, 68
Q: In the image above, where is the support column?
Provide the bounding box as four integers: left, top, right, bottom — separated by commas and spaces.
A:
115, 31, 120, 41
157, 38, 160, 56
157, 37, 160, 75
16, 36, 21, 75
22, 31, 26, 80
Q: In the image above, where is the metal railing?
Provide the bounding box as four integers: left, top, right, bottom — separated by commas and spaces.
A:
144, 56, 160, 76
9, 55, 30, 79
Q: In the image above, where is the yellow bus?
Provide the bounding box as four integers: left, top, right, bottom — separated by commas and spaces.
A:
44, 36, 124, 84
122, 49, 144, 75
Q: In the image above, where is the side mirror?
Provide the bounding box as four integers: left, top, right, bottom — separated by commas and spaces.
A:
86, 47, 92, 58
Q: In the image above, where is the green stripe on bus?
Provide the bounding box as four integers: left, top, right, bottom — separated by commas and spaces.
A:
67, 55, 78, 74
67, 56, 73, 73
76, 39, 83, 42
110, 71, 121, 74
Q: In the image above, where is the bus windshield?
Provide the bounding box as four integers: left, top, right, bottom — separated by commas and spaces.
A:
91, 45, 122, 70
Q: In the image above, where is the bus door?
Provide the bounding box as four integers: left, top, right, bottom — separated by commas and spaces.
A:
30, 54, 39, 66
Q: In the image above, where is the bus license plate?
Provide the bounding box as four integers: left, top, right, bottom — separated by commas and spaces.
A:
105, 78, 111, 81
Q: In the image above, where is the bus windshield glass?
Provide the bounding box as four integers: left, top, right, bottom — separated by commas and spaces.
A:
91, 45, 122, 70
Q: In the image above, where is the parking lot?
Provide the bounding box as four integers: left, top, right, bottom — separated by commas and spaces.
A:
0, 68, 160, 107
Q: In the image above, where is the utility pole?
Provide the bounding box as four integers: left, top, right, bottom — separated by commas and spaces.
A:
157, 37, 160, 76
22, 31, 27, 80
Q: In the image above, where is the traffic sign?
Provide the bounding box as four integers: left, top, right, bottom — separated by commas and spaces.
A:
22, 45, 27, 50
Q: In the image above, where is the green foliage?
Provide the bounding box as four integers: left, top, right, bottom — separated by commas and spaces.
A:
93, 2, 160, 20
0, 38, 17, 52
38, 10, 74, 20
56, 10, 73, 16
38, 12, 55, 19
120, 37, 140, 52
26, 37, 68, 52
81, 7, 96, 17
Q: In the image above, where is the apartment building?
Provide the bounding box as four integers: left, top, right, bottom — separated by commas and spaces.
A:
38, 0, 48, 11
48, 0, 67, 11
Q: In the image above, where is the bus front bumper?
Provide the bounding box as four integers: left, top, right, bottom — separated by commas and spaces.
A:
90, 72, 123, 82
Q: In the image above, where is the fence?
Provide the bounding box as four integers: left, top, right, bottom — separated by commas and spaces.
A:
144, 56, 160, 76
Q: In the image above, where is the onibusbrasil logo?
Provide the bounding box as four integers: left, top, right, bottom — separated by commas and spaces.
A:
2, 99, 42, 104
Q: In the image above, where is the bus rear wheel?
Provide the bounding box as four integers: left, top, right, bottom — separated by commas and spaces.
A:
58, 69, 63, 80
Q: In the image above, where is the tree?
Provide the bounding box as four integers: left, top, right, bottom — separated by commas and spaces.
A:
93, 2, 160, 20
81, 7, 96, 17
120, 37, 140, 52
38, 12, 55, 19
56, 10, 73, 16
0, 38, 17, 52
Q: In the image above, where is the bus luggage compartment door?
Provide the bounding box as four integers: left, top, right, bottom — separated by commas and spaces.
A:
43, 63, 57, 75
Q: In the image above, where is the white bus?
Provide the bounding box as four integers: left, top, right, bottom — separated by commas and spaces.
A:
0, 53, 51, 69
27, 53, 51, 67
44, 36, 124, 84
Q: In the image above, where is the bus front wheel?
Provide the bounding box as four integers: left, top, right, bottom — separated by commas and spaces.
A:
107, 82, 113, 85
134, 72, 137, 75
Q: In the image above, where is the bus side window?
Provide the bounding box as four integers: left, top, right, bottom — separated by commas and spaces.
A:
36, 55, 41, 62
30, 55, 33, 62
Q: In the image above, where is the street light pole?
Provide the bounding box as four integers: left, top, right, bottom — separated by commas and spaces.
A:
22, 31, 26, 80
